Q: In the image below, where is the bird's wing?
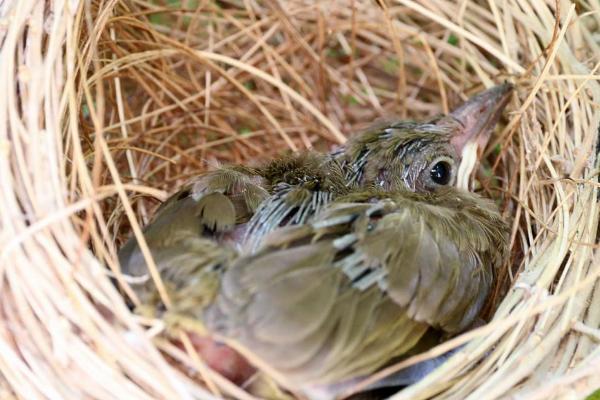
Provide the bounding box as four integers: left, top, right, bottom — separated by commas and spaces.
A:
347, 192, 507, 333
206, 190, 508, 385
181, 165, 269, 230
118, 166, 268, 309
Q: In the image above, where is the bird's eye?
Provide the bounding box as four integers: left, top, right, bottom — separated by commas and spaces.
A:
429, 158, 454, 186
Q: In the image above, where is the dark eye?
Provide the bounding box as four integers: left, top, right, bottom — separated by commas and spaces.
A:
430, 161, 452, 185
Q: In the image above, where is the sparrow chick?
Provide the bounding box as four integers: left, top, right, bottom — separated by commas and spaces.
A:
117, 84, 513, 394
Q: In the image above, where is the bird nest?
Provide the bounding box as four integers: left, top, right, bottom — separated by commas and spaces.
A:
1, 0, 599, 398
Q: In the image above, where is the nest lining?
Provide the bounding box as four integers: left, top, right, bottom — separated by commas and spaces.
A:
0, 0, 599, 399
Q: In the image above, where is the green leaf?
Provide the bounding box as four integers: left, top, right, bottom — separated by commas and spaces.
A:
382, 57, 399, 74
239, 127, 252, 136
149, 12, 168, 26
326, 48, 343, 58
482, 165, 493, 177
448, 34, 459, 46
493, 143, 502, 155
586, 388, 600, 400
343, 95, 360, 106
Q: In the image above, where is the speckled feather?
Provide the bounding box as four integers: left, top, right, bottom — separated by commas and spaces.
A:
119, 119, 496, 334
244, 152, 352, 249
205, 188, 509, 386
335, 118, 462, 192
119, 154, 351, 313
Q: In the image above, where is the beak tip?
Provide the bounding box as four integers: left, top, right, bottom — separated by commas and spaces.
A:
449, 83, 514, 153
491, 82, 514, 102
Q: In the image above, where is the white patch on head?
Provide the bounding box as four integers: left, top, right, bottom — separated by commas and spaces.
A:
457, 141, 478, 190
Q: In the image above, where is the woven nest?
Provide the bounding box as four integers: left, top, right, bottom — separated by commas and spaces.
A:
1, 0, 599, 398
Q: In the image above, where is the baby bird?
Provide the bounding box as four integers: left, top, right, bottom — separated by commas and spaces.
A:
117, 84, 513, 395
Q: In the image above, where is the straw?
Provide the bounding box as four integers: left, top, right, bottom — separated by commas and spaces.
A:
0, 0, 598, 398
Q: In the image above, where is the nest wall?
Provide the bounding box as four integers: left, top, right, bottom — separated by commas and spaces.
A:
1, 0, 599, 399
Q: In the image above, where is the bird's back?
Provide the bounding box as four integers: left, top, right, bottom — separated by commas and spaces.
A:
205, 189, 509, 389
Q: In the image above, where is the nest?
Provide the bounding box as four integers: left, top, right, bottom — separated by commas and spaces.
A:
1, 0, 599, 398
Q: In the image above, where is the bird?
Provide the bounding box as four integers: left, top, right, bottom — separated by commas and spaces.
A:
117, 83, 513, 395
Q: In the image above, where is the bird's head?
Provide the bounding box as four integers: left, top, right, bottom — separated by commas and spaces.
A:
342, 83, 513, 192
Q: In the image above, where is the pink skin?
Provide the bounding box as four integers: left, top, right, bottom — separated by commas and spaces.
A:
179, 333, 256, 384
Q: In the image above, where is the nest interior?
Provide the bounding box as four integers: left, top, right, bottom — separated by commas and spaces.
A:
1, 0, 599, 399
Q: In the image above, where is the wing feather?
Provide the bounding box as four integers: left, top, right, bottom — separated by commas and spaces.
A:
118, 166, 267, 313
207, 189, 508, 386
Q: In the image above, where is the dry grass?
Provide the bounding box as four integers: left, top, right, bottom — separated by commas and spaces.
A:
1, 0, 599, 398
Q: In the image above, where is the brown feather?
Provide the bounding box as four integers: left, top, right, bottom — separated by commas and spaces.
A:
205, 188, 509, 387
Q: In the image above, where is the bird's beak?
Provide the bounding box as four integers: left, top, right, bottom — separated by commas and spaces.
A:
447, 83, 513, 154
